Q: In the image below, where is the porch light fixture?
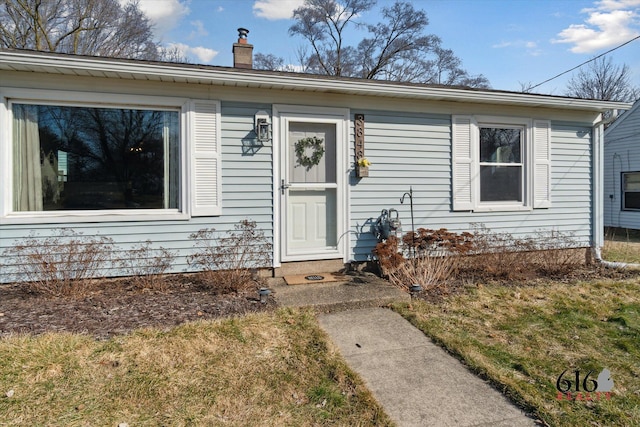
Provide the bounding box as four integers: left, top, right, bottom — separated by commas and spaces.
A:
255, 111, 272, 143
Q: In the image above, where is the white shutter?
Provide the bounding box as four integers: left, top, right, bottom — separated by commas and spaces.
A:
452, 115, 475, 211
190, 100, 222, 216
533, 120, 551, 208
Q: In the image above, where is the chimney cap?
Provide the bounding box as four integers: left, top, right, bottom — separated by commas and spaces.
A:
238, 28, 249, 39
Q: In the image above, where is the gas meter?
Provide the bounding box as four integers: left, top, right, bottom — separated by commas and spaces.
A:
374, 208, 402, 241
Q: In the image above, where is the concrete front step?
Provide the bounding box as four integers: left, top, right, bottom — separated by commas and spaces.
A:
268, 273, 410, 312
273, 259, 345, 277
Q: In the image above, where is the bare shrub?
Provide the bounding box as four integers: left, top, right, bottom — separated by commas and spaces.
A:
372, 236, 405, 276
525, 230, 583, 275
187, 220, 272, 293
465, 224, 583, 279
387, 255, 462, 292
465, 224, 530, 279
2, 229, 114, 297
115, 240, 176, 291
402, 227, 474, 258
373, 229, 470, 289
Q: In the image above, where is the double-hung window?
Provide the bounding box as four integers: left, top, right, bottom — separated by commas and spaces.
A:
1, 89, 221, 222
452, 115, 551, 211
479, 126, 523, 203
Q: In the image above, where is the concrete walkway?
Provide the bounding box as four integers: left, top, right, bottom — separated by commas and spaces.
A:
318, 308, 538, 427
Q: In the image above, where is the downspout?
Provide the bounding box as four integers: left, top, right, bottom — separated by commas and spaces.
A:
591, 113, 640, 270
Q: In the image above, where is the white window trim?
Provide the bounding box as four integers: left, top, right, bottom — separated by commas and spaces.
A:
0, 88, 199, 224
452, 115, 551, 213
474, 118, 531, 212
622, 171, 640, 211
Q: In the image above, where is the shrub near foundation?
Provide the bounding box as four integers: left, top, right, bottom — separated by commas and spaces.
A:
466, 225, 584, 279
374, 228, 470, 291
187, 219, 272, 293
373, 225, 585, 290
2, 229, 114, 297
115, 240, 176, 291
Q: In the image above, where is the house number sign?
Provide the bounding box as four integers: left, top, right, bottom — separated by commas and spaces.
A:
355, 114, 365, 161
354, 113, 369, 177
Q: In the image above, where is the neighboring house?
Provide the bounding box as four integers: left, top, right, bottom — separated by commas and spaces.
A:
604, 100, 640, 231
0, 37, 631, 283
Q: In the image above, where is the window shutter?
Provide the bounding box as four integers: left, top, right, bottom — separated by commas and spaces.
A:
533, 120, 551, 208
190, 100, 222, 216
452, 115, 475, 211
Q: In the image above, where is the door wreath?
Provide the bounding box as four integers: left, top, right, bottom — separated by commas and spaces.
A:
294, 136, 325, 170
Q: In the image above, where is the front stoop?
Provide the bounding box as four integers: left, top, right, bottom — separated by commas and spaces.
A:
268, 273, 410, 313
273, 259, 345, 277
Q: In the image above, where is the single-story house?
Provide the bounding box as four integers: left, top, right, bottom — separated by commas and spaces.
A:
0, 36, 632, 283
604, 100, 640, 231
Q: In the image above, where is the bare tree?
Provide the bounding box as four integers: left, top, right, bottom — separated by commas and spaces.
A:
0, 0, 169, 60
565, 56, 639, 102
259, 0, 489, 87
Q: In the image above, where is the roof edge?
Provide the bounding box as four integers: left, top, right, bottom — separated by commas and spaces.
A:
0, 49, 633, 112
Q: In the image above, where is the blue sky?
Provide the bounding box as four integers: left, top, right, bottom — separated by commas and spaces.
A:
133, 0, 640, 95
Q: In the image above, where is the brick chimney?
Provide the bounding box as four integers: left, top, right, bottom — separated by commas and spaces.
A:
233, 28, 253, 69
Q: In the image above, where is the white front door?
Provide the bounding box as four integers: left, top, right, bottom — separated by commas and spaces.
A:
276, 107, 347, 262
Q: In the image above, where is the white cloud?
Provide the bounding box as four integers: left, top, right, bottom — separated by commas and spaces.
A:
492, 40, 542, 56
169, 43, 218, 63
189, 20, 209, 39
134, 0, 190, 37
253, 0, 305, 20
554, 0, 640, 53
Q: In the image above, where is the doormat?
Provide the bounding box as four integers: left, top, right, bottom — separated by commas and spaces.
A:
284, 273, 344, 286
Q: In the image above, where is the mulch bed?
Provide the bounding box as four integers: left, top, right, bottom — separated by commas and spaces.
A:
1, 266, 638, 340
0, 274, 275, 340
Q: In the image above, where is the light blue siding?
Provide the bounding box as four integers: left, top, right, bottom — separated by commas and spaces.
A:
0, 102, 274, 283
604, 103, 640, 229
348, 111, 593, 261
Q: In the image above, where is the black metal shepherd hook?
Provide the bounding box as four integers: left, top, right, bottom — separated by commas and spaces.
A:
400, 186, 415, 258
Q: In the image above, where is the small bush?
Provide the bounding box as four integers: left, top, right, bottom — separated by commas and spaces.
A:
2, 229, 114, 297
115, 240, 176, 291
373, 229, 469, 290
187, 220, 272, 293
466, 224, 583, 279
387, 256, 461, 292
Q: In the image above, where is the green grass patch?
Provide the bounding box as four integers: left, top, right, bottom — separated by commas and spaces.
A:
0, 308, 392, 426
393, 279, 640, 426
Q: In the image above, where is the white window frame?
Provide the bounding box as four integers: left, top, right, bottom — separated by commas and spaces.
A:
0, 88, 220, 224
622, 171, 640, 211
475, 118, 529, 212
452, 115, 551, 212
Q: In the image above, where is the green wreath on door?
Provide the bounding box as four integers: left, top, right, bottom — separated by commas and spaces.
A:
294, 136, 325, 170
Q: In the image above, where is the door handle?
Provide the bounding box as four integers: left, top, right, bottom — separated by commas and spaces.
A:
280, 179, 290, 195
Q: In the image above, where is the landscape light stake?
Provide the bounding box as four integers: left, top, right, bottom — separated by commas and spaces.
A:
258, 287, 271, 304
400, 186, 415, 259
409, 283, 423, 299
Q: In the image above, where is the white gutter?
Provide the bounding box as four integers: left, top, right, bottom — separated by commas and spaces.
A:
0, 50, 633, 112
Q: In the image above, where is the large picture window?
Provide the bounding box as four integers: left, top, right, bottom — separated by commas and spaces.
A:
12, 103, 180, 212
622, 172, 640, 211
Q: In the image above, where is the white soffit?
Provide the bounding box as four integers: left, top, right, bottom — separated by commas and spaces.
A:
0, 50, 633, 112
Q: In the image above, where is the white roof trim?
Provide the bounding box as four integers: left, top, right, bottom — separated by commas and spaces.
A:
0, 50, 633, 112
